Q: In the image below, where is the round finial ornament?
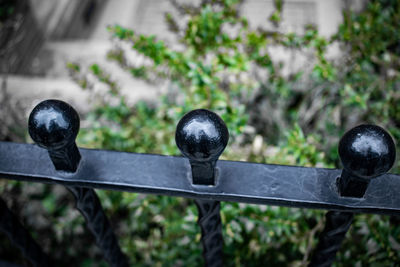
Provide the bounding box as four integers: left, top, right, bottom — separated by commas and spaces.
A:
338, 124, 396, 179
28, 99, 80, 151
175, 109, 229, 162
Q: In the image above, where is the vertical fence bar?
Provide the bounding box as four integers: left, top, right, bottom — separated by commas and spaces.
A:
194, 199, 223, 267
67, 187, 129, 267
0, 198, 50, 267
309, 211, 353, 267
176, 109, 229, 267
28, 99, 129, 267
309, 125, 396, 267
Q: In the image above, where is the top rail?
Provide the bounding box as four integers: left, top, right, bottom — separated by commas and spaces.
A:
1, 141, 400, 215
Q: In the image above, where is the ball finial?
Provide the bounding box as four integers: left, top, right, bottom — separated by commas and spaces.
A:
28, 99, 80, 150
175, 109, 229, 162
338, 124, 396, 179
28, 99, 81, 172
337, 124, 396, 197
175, 109, 229, 185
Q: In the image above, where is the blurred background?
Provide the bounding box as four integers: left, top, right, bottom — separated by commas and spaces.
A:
1, 0, 400, 266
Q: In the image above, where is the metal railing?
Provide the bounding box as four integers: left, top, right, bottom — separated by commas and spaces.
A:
0, 99, 398, 267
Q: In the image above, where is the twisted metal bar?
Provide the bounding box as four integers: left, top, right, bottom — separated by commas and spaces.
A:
309, 211, 353, 267
67, 187, 129, 267
195, 199, 223, 267
0, 198, 50, 267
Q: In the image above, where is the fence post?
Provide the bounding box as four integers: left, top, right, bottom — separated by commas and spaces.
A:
309, 124, 396, 267
176, 109, 229, 267
28, 99, 81, 172
337, 125, 396, 198
28, 99, 129, 267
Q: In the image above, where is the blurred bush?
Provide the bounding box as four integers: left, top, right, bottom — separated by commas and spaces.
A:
1, 0, 400, 266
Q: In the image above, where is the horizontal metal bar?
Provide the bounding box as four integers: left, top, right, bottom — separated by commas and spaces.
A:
1, 141, 400, 215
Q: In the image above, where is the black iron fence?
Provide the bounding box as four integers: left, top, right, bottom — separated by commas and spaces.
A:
0, 99, 398, 267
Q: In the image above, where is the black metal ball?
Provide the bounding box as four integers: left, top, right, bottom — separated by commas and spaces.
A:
175, 109, 229, 162
28, 99, 80, 150
338, 124, 396, 179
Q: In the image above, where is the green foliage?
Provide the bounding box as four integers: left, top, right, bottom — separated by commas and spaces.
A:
0, 0, 15, 23
265, 124, 333, 168
332, 0, 400, 152
10, 0, 398, 265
